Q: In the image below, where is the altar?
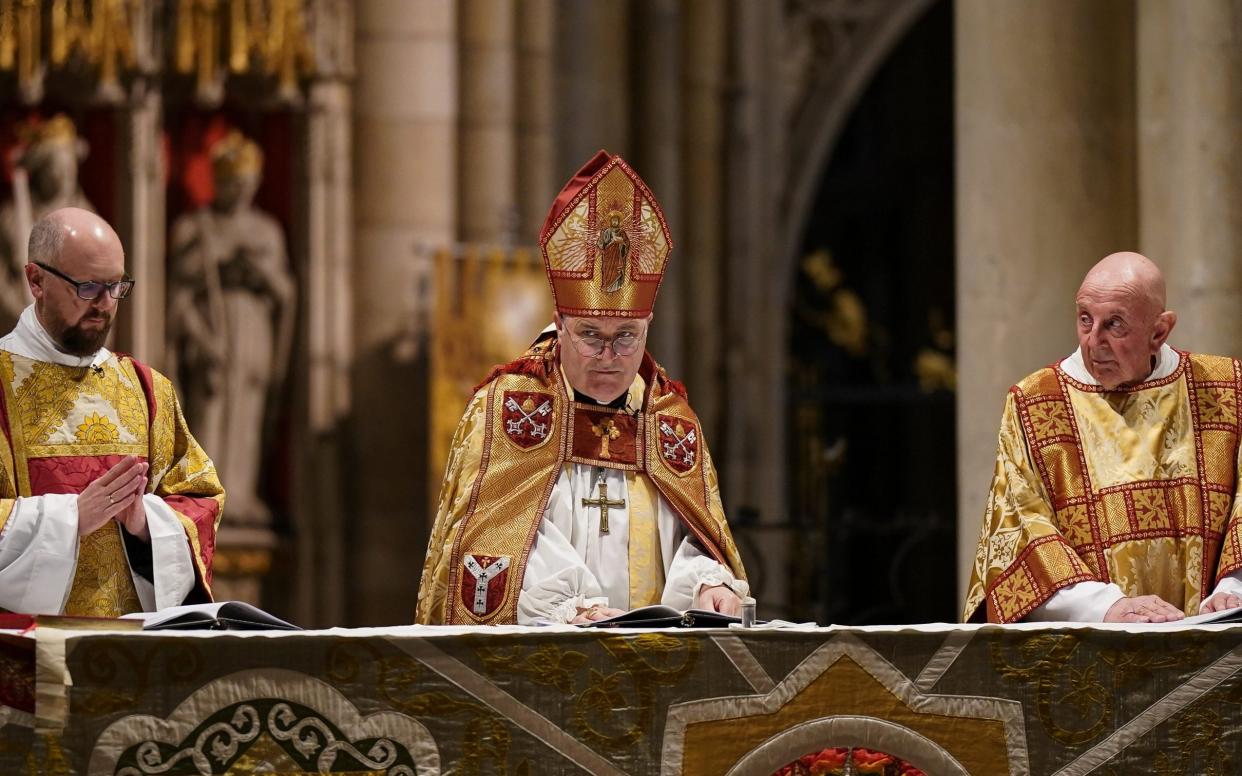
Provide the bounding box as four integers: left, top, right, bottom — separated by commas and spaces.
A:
3, 621, 1241, 774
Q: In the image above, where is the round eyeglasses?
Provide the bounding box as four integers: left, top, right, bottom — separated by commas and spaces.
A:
565, 328, 645, 358
34, 262, 134, 300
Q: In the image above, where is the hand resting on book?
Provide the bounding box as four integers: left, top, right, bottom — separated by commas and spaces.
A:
570, 604, 625, 625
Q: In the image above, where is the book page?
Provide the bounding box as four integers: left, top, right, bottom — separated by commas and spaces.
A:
120, 603, 228, 628
120, 602, 298, 630
1172, 605, 1242, 626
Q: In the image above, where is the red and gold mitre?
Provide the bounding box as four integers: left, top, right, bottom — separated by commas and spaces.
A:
539, 150, 672, 318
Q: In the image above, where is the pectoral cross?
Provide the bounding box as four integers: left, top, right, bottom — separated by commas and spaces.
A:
582, 481, 625, 533
592, 418, 621, 459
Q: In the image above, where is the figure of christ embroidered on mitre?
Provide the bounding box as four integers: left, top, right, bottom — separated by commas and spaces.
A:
597, 211, 629, 294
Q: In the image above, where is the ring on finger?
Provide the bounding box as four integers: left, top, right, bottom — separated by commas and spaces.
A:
107, 493, 114, 506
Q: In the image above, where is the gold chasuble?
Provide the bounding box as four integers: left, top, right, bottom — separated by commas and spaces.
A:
0, 351, 224, 616
415, 336, 746, 625
964, 352, 1242, 623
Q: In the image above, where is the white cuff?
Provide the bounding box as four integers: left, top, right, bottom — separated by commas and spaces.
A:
0, 494, 80, 614
692, 576, 751, 606
542, 594, 609, 625
142, 495, 196, 610
1027, 581, 1124, 622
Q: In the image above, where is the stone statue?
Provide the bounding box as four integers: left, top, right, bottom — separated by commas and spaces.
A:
168, 130, 296, 528
0, 114, 93, 331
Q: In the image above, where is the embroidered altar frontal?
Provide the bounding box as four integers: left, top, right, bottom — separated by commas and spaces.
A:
8, 624, 1242, 774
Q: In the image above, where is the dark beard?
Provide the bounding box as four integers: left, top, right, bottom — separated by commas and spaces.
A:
58, 318, 112, 356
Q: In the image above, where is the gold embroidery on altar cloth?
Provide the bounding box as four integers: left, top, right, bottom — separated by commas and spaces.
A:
989, 632, 1207, 747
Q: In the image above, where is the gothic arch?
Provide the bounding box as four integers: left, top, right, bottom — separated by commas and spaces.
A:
738, 0, 946, 619
778, 0, 935, 295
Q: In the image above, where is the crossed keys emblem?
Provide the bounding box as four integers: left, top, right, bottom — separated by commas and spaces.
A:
506, 397, 551, 437
659, 418, 698, 471
502, 391, 554, 449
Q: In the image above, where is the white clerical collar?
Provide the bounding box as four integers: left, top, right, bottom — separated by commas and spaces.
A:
0, 305, 111, 370
1060, 343, 1179, 386
556, 361, 645, 415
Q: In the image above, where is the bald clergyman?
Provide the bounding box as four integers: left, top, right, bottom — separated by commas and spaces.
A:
964, 251, 1242, 624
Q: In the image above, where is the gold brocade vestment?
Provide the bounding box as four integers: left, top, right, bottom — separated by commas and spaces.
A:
415, 336, 746, 625
964, 352, 1242, 623
0, 351, 224, 616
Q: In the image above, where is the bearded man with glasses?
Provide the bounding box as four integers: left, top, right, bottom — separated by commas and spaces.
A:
417, 152, 748, 626
0, 207, 223, 617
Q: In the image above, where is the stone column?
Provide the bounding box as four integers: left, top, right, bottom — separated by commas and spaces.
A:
114, 1, 162, 366
356, 1, 457, 350
516, 0, 555, 242
680, 0, 727, 444
290, 79, 354, 627
1138, 0, 1242, 357
288, 0, 355, 627
460, 0, 517, 244
632, 0, 683, 372
955, 0, 1137, 599
352, 0, 457, 624
725, 0, 789, 614
114, 84, 164, 367
554, 0, 631, 177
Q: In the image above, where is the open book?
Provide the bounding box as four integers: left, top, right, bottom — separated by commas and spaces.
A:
586, 604, 743, 629
122, 602, 300, 631
1171, 605, 1242, 626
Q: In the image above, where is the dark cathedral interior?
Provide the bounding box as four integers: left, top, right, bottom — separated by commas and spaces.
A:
2, 2, 1241, 773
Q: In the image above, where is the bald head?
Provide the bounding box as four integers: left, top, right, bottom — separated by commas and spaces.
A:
1078, 251, 1166, 316
28, 207, 122, 270
1075, 252, 1177, 389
